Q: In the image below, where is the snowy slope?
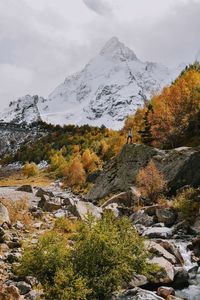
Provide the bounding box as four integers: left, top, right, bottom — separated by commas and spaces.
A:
0, 95, 45, 124
0, 37, 184, 129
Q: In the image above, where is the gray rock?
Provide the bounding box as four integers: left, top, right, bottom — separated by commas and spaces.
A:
38, 195, 62, 212
130, 210, 155, 227
156, 207, 177, 227
103, 203, 120, 218
68, 201, 102, 220
145, 240, 177, 264
35, 188, 54, 198
128, 274, 148, 288
0, 203, 10, 225
173, 267, 189, 288
143, 227, 174, 239
113, 287, 164, 300
148, 257, 174, 283
88, 144, 200, 200
16, 185, 33, 193
157, 286, 175, 298
25, 290, 43, 300
16, 281, 31, 295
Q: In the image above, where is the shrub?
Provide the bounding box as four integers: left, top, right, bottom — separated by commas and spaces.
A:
23, 162, 39, 177
49, 151, 67, 175
16, 231, 90, 300
173, 187, 200, 222
73, 212, 148, 299
63, 157, 86, 187
136, 160, 167, 202
16, 213, 149, 300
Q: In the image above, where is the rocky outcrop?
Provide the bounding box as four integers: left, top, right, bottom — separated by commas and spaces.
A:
0, 203, 10, 225
113, 287, 164, 300
88, 144, 200, 200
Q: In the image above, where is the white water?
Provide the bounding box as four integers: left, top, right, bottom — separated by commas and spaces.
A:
175, 242, 200, 300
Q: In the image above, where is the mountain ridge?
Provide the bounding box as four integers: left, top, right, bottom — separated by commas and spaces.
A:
0, 37, 184, 129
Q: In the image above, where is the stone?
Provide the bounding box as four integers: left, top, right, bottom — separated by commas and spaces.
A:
190, 216, 200, 235
173, 267, 189, 289
157, 286, 175, 298
149, 257, 174, 283
87, 144, 200, 200
16, 185, 33, 193
0, 203, 10, 225
14, 221, 25, 230
130, 210, 155, 227
35, 188, 54, 198
143, 227, 174, 239
156, 207, 177, 227
16, 282, 31, 295
145, 240, 177, 264
156, 240, 184, 266
68, 201, 102, 220
128, 274, 148, 288
24, 290, 42, 300
38, 195, 62, 212
113, 287, 164, 300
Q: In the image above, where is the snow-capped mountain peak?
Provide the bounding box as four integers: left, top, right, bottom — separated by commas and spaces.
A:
0, 37, 184, 129
100, 36, 138, 62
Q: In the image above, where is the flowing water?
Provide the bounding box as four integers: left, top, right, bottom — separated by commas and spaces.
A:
175, 242, 200, 300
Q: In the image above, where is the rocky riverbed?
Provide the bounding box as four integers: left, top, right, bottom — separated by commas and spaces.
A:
0, 182, 200, 300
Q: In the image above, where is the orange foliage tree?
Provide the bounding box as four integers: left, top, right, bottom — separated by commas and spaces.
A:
136, 160, 167, 202
63, 157, 86, 187
149, 70, 200, 148
82, 149, 102, 173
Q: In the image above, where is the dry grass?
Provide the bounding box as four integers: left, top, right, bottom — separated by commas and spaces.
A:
0, 198, 34, 229
0, 170, 51, 187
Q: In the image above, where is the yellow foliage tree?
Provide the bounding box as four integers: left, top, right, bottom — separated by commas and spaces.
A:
63, 157, 86, 187
23, 162, 39, 178
82, 149, 102, 173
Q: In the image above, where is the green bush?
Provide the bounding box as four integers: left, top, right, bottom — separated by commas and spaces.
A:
16, 213, 149, 300
16, 231, 90, 300
73, 212, 148, 299
173, 187, 200, 222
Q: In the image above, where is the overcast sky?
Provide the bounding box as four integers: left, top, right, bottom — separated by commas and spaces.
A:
0, 0, 200, 109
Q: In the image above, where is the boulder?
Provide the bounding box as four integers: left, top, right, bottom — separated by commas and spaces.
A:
190, 216, 200, 235
38, 195, 62, 212
143, 227, 174, 239
113, 287, 164, 300
0, 285, 22, 300
149, 257, 174, 283
87, 144, 200, 200
16, 185, 33, 193
101, 191, 136, 208
156, 240, 184, 265
157, 286, 175, 298
35, 188, 54, 198
130, 210, 155, 227
0, 203, 10, 225
145, 240, 177, 264
16, 282, 31, 295
128, 274, 148, 288
173, 267, 189, 288
68, 201, 102, 220
156, 207, 177, 227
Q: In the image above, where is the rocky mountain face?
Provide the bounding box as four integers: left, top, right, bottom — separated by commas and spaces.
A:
88, 144, 200, 200
0, 95, 44, 125
0, 37, 183, 129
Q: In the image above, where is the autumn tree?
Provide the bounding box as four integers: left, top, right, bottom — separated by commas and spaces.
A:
136, 160, 167, 202
82, 149, 102, 173
63, 157, 86, 187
